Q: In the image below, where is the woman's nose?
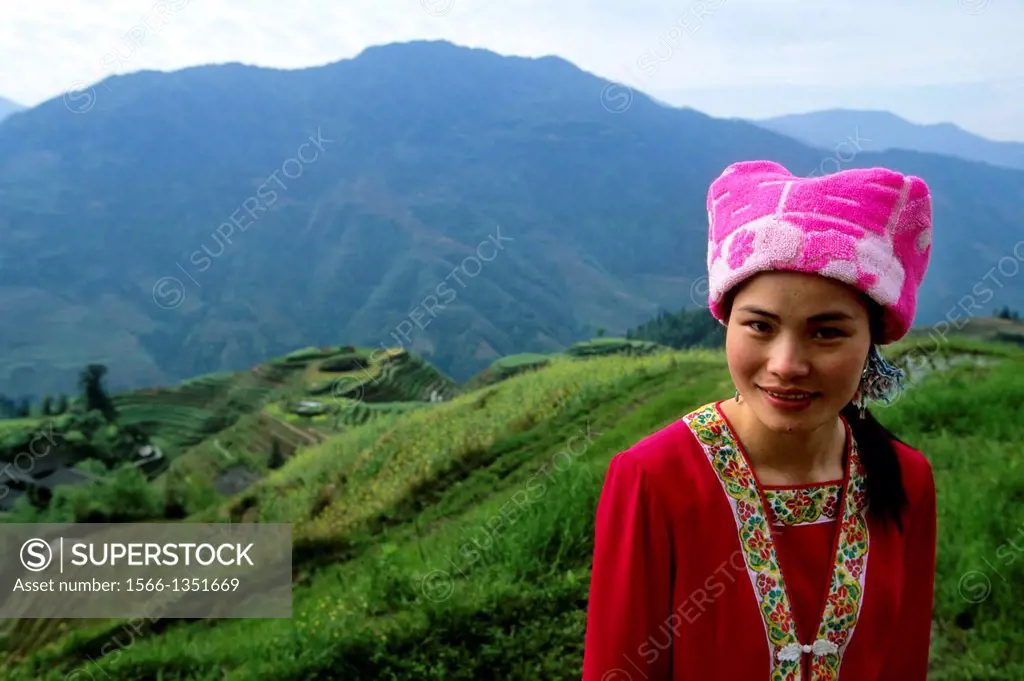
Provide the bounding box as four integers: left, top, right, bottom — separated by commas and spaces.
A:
766, 338, 811, 378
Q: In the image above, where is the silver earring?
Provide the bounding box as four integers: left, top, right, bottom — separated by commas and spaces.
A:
853, 373, 868, 419
856, 359, 871, 419
734, 389, 741, 403
854, 389, 866, 419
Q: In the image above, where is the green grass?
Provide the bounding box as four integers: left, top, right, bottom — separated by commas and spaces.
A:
462, 353, 550, 390
1, 335, 1023, 679
0, 417, 46, 448
463, 337, 669, 391
870, 357, 1024, 680
564, 337, 664, 357
494, 353, 551, 368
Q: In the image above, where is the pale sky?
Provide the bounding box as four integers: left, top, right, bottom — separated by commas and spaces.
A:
3, 0, 1022, 140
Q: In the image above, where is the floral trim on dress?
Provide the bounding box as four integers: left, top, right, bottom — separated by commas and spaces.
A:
681, 402, 870, 681
764, 484, 842, 527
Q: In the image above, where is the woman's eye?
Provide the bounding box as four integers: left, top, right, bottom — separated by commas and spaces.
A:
745, 321, 771, 333
814, 327, 845, 339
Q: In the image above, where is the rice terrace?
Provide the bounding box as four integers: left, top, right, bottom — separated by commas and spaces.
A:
0, 313, 1022, 680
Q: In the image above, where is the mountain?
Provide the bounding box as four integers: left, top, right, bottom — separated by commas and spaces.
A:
752, 109, 1024, 171
1, 41, 1023, 398
625, 305, 725, 349
0, 96, 24, 123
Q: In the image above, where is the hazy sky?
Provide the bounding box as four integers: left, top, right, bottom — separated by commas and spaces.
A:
3, 0, 1022, 140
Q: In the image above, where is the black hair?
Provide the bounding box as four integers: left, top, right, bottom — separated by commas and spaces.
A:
840, 296, 909, 532
724, 289, 909, 532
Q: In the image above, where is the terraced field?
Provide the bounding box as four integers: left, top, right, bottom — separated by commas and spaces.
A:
464, 338, 668, 390
111, 371, 277, 455
113, 346, 462, 515
164, 411, 326, 505
106, 345, 453, 464
300, 347, 458, 403
4, 329, 1023, 679
564, 337, 665, 358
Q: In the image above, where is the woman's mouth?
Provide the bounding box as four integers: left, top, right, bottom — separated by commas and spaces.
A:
761, 388, 817, 400
758, 386, 821, 410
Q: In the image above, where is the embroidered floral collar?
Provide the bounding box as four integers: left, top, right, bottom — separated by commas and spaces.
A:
763, 483, 842, 527
682, 401, 869, 681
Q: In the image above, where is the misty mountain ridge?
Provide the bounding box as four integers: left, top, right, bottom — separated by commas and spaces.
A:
0, 95, 24, 123
1, 40, 1022, 400
753, 108, 1024, 171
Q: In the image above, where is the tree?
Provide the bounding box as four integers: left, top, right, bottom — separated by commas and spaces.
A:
163, 463, 190, 519
625, 306, 725, 349
596, 327, 606, 337
16, 397, 31, 418
268, 438, 286, 469
55, 394, 69, 415
0, 394, 15, 419
40, 396, 53, 416
79, 364, 117, 422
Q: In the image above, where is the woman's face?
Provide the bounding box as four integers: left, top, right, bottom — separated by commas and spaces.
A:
725, 271, 873, 434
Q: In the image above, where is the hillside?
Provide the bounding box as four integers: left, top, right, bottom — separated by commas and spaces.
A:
2, 41, 1024, 400
903, 312, 1024, 347
0, 344, 457, 519
0, 318, 1021, 678
462, 336, 666, 390
624, 305, 726, 349
753, 109, 1024, 171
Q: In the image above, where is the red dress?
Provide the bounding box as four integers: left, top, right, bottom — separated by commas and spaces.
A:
581, 400, 937, 681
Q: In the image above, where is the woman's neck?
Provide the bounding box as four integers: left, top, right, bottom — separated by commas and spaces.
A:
720, 399, 847, 486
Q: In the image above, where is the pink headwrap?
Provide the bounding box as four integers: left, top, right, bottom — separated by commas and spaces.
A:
706, 160, 933, 344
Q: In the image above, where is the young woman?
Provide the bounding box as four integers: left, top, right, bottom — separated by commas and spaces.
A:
582, 160, 937, 680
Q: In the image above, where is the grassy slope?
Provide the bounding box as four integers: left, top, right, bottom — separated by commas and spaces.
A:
54, 346, 457, 516
2, 337, 1024, 679
110, 345, 456, 455
0, 418, 46, 449
462, 337, 666, 391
